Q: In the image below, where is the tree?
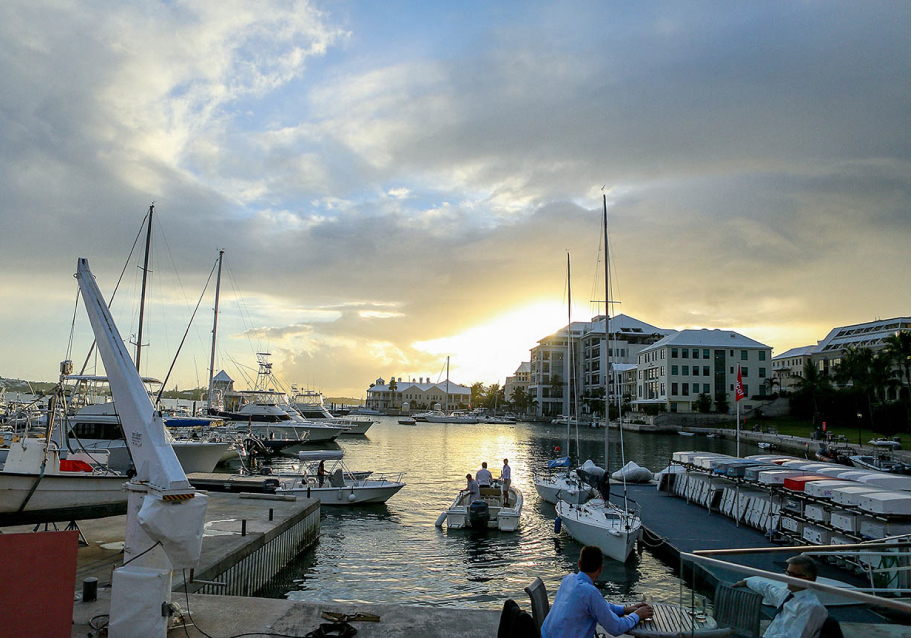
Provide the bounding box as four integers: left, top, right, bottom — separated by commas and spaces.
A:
510, 386, 530, 414
580, 387, 606, 418
470, 382, 486, 407
548, 374, 564, 399
388, 378, 398, 408
764, 376, 780, 396
695, 392, 713, 414
882, 330, 911, 388
713, 391, 729, 414
483, 383, 503, 410
791, 360, 831, 425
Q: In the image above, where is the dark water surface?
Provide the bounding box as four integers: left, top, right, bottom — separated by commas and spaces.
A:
243, 417, 757, 608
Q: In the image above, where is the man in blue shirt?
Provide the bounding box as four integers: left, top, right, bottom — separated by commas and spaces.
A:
541, 546, 652, 638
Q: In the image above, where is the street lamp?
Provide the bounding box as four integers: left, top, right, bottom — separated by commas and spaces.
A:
857, 412, 863, 446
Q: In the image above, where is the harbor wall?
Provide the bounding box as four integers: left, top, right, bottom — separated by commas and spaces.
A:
182, 498, 320, 597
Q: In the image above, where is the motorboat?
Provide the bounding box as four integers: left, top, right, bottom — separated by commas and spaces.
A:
850, 455, 911, 475
678, 431, 696, 437
440, 479, 522, 531
275, 451, 405, 505
534, 457, 599, 505
290, 389, 374, 435
425, 411, 479, 424
62, 402, 230, 473
869, 438, 903, 450
398, 416, 417, 425
0, 437, 127, 525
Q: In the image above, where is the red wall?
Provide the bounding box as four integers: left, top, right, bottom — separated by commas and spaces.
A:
0, 530, 79, 637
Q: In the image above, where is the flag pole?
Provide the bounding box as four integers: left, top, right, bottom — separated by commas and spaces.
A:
736, 392, 740, 457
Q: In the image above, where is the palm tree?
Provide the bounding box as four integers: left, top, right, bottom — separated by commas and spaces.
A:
388, 377, 398, 409
882, 330, 911, 388
791, 360, 831, 425
764, 376, 780, 396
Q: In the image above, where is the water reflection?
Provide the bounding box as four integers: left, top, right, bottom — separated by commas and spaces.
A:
248, 418, 751, 608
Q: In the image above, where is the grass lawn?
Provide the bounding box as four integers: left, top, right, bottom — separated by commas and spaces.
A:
713, 415, 910, 451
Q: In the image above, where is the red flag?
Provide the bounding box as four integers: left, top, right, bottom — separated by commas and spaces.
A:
735, 365, 745, 402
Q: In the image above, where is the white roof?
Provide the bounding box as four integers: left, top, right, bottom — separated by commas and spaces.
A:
815, 316, 910, 355
588, 313, 672, 337
642, 329, 770, 351
367, 380, 470, 394
774, 346, 816, 360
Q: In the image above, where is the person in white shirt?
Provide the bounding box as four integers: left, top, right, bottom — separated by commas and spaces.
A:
501, 458, 511, 506
475, 462, 493, 486
462, 474, 480, 503
734, 555, 828, 638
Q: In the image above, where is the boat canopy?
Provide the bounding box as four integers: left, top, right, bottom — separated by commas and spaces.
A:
298, 450, 345, 462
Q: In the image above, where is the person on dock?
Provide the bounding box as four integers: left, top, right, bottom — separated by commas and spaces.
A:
733, 555, 827, 638
462, 473, 480, 502
476, 462, 493, 487
501, 458, 511, 506
541, 545, 652, 638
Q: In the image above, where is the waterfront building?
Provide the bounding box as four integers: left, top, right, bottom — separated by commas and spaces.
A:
772, 345, 815, 393
633, 329, 773, 414
812, 316, 910, 385
528, 321, 589, 419
580, 314, 672, 411
366, 377, 471, 411
503, 362, 531, 411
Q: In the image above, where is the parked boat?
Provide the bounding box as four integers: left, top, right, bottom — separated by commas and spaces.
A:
441, 479, 522, 531
290, 389, 375, 435
678, 431, 696, 437
850, 455, 911, 475
0, 437, 128, 525
398, 416, 417, 425
425, 410, 479, 424
535, 458, 598, 505
275, 451, 405, 505
869, 438, 903, 450
555, 194, 642, 563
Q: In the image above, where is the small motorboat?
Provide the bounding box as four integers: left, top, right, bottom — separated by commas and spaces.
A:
678, 431, 696, 437
758, 442, 774, 450
398, 417, 417, 425
439, 479, 522, 531
276, 451, 405, 505
869, 438, 903, 450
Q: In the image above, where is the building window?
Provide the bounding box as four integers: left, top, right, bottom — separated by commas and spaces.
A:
759, 351, 766, 361
703, 383, 710, 393
672, 348, 678, 358
741, 350, 748, 360
683, 365, 689, 375
672, 365, 678, 375
742, 368, 748, 377
672, 383, 678, 395
744, 385, 749, 396
671, 402, 677, 413
682, 349, 689, 358
759, 368, 766, 378
703, 349, 710, 359
682, 384, 689, 396
703, 365, 710, 376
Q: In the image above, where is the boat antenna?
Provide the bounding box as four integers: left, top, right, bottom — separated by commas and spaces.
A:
566, 253, 572, 461
134, 202, 154, 372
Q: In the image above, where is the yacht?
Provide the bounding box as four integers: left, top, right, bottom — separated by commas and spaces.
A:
276, 450, 406, 505
290, 389, 375, 435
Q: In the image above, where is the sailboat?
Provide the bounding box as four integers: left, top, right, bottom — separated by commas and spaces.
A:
534, 254, 596, 505
555, 194, 642, 562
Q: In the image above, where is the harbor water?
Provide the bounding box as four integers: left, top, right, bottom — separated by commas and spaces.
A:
237, 417, 760, 609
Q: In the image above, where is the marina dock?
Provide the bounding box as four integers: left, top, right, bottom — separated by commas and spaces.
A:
617, 483, 905, 628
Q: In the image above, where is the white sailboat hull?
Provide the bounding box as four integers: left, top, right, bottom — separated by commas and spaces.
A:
72, 438, 229, 474
556, 499, 641, 563
534, 474, 593, 505
277, 480, 405, 504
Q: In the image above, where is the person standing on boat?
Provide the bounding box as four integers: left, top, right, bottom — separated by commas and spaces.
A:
501, 458, 511, 506
462, 473, 480, 502
317, 461, 327, 487
734, 555, 827, 638
541, 545, 652, 638
476, 462, 493, 487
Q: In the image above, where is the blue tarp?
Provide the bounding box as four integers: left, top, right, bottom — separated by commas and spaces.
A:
547, 456, 570, 468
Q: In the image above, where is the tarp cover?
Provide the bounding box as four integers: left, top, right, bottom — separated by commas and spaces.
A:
611, 461, 653, 483
137, 492, 208, 568
547, 456, 570, 468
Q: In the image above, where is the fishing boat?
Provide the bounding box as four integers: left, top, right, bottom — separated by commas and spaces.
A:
849, 454, 911, 475
555, 194, 642, 562
275, 451, 406, 504
869, 438, 903, 450
290, 388, 375, 435
440, 479, 523, 531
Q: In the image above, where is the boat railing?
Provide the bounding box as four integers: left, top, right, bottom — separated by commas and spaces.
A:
681, 539, 911, 614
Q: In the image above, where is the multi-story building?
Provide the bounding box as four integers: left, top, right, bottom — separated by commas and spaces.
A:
772, 346, 815, 392
503, 362, 531, 406
365, 376, 471, 411
812, 317, 911, 380
580, 314, 672, 403
528, 321, 589, 418
633, 329, 772, 414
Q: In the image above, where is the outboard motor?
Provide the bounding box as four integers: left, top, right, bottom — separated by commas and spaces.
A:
468, 499, 490, 529
262, 478, 280, 494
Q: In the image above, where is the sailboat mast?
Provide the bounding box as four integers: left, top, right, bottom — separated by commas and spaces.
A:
566, 253, 572, 457
135, 203, 154, 372
207, 249, 224, 410
445, 356, 450, 412
603, 195, 611, 474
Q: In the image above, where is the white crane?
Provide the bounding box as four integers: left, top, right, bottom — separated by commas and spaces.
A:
76, 257, 208, 637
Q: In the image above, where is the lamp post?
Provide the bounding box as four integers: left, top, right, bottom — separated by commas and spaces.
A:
857, 412, 863, 446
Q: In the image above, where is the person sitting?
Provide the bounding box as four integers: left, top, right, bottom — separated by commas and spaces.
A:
541, 545, 652, 638
476, 462, 493, 487
461, 473, 480, 503
734, 555, 827, 638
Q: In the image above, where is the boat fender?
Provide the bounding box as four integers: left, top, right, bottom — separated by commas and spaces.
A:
348, 493, 356, 502
434, 511, 447, 527
554, 516, 562, 533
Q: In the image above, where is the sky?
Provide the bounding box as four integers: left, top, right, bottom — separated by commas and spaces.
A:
0, 1, 909, 399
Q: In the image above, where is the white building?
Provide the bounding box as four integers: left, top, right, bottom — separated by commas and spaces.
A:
634, 329, 773, 414
812, 317, 911, 380
366, 376, 471, 411
503, 362, 531, 407
772, 345, 816, 392
529, 321, 589, 419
